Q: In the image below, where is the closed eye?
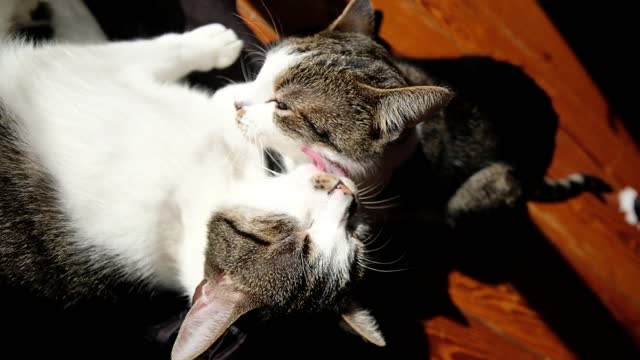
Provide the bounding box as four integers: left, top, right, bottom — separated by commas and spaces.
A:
300, 113, 340, 151
222, 218, 272, 246
276, 101, 289, 111
269, 99, 290, 111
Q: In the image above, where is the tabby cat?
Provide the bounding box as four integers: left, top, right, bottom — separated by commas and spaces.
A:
235, 0, 610, 223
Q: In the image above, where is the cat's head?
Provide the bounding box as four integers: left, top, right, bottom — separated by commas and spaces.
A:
172, 165, 383, 360
233, 0, 451, 180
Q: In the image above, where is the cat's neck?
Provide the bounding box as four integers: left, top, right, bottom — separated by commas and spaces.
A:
365, 129, 420, 189
168, 85, 269, 296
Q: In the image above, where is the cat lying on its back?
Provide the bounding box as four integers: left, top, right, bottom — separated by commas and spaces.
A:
0, 1, 384, 359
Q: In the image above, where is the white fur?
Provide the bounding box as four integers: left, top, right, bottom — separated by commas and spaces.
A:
619, 187, 639, 227
0, 1, 358, 296
224, 164, 357, 280
235, 46, 311, 165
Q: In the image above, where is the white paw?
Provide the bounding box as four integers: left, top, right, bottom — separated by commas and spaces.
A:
181, 24, 244, 71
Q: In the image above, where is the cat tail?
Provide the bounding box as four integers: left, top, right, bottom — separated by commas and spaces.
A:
529, 173, 612, 202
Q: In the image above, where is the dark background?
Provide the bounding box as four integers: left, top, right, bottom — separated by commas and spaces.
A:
539, 0, 637, 143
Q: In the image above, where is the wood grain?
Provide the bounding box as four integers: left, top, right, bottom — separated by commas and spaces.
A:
445, 272, 575, 360
236, 0, 640, 357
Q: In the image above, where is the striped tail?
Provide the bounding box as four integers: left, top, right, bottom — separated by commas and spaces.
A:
530, 173, 612, 202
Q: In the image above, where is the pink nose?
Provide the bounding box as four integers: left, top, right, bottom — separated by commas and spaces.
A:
335, 181, 353, 195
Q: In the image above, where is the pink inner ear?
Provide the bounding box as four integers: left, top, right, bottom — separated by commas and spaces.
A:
192, 279, 207, 304
172, 277, 251, 360
302, 146, 327, 171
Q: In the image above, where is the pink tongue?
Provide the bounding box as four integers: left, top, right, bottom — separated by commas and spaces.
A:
302, 146, 327, 171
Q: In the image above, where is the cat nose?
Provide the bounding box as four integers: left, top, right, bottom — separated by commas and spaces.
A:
331, 180, 353, 195
234, 101, 244, 111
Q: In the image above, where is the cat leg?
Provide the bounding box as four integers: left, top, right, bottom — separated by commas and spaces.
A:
446, 162, 523, 222
103, 24, 243, 82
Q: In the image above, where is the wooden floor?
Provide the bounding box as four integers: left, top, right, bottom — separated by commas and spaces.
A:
237, 0, 640, 358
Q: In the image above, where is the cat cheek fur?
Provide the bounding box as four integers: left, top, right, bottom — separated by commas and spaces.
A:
238, 102, 276, 138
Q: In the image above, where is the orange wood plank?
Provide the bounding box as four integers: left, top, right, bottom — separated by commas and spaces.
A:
426, 315, 544, 360
237, 0, 278, 44
446, 272, 575, 360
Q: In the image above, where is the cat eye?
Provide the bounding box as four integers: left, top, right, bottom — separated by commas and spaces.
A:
275, 101, 290, 111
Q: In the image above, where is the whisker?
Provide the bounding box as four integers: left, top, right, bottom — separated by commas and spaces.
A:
232, 13, 274, 43
360, 226, 385, 246
359, 181, 381, 192
363, 235, 394, 254
264, 149, 280, 169
359, 263, 408, 273
358, 181, 385, 198
215, 75, 237, 85
363, 204, 398, 210
360, 186, 387, 201
243, 40, 268, 55
258, 0, 282, 39
258, 140, 282, 176
361, 252, 406, 266
361, 195, 401, 205
239, 58, 250, 82
245, 49, 267, 64
358, 184, 376, 195
261, 166, 280, 176
358, 182, 382, 197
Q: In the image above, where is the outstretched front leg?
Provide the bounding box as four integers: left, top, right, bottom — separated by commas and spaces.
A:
86, 24, 243, 82
151, 24, 244, 81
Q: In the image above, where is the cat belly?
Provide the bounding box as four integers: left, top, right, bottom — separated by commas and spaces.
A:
0, 46, 237, 292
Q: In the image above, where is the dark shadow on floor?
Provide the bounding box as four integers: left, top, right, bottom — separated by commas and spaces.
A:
537, 0, 639, 145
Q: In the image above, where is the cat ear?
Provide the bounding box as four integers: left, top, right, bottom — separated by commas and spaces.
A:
342, 306, 386, 346
327, 0, 375, 36
374, 85, 452, 140
172, 276, 254, 360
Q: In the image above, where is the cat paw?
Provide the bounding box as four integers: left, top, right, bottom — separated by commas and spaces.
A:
181, 24, 244, 71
